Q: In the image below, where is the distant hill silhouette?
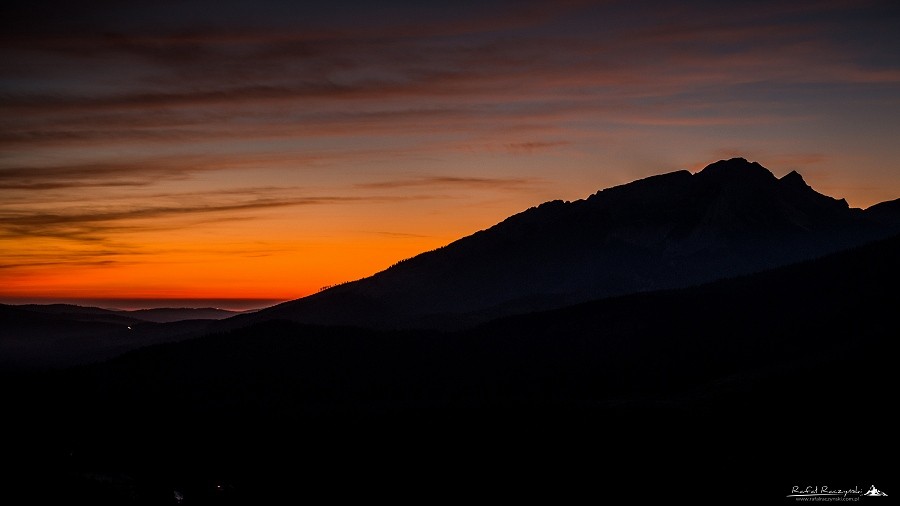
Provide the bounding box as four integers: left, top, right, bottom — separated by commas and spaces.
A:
15, 304, 238, 324
6, 232, 897, 503
239, 158, 900, 329
0, 304, 233, 370
123, 307, 239, 323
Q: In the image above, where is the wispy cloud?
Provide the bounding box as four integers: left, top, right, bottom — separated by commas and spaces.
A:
356, 176, 543, 191
0, 159, 197, 190
0, 191, 437, 243
0, 259, 123, 270
367, 231, 432, 239
3, 3, 895, 113
504, 141, 570, 153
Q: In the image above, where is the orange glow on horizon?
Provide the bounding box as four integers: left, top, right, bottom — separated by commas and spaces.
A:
0, 233, 458, 302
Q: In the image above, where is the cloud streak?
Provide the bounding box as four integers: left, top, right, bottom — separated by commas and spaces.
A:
0, 160, 198, 190
0, 190, 441, 243
4, 3, 897, 112
356, 176, 543, 191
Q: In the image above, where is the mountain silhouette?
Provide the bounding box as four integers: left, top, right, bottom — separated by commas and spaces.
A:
241, 158, 900, 329
5, 157, 899, 372
7, 231, 896, 503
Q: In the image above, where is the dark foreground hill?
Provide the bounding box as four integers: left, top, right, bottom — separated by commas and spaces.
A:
6, 233, 897, 504
240, 158, 900, 329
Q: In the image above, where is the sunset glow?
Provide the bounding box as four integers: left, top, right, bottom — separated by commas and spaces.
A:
2, 0, 900, 308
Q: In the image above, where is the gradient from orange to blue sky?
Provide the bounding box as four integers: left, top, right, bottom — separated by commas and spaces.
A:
2, 0, 900, 309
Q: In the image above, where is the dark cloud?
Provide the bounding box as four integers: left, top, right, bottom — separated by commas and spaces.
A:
0, 198, 304, 240
0, 190, 440, 243
0, 1, 592, 44
356, 176, 542, 190
0, 159, 203, 190
505, 141, 570, 153
0, 259, 121, 270
2, 0, 897, 163
1, 84, 369, 112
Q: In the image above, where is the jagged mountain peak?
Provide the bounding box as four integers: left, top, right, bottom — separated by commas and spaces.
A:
775, 168, 850, 213
696, 157, 775, 182
780, 169, 806, 185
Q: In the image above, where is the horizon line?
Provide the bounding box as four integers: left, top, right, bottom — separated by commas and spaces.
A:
0, 297, 288, 311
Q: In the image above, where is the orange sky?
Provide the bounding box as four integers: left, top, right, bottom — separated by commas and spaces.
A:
2, 1, 900, 309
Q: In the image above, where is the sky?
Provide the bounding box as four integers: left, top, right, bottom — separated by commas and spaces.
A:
2, 0, 900, 309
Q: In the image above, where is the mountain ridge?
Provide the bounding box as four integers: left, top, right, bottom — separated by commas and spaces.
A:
239, 157, 900, 330
5, 157, 899, 370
